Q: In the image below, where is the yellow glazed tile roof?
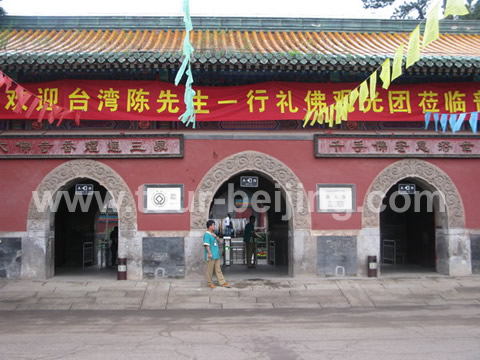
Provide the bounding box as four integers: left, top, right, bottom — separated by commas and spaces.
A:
0, 17, 479, 71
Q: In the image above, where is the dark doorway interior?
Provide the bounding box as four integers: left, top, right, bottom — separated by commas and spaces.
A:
380, 179, 436, 273
210, 172, 289, 277
54, 179, 116, 277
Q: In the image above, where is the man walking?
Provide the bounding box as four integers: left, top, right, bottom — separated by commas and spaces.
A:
204, 220, 232, 288
244, 216, 257, 268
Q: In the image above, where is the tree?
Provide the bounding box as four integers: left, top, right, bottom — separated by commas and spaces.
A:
464, 0, 480, 18
362, 0, 479, 19
0, 0, 5, 16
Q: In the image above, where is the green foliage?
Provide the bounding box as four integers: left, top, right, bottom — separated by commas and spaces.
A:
392, 0, 429, 19
464, 0, 480, 19
362, 0, 396, 9
362, 0, 479, 19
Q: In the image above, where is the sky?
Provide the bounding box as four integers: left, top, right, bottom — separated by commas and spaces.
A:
2, 0, 394, 18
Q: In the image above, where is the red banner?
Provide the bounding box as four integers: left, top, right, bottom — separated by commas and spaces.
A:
0, 80, 478, 122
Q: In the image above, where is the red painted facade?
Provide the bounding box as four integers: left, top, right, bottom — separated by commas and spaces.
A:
2, 137, 480, 232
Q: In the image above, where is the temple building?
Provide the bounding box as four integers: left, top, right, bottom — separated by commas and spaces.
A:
0, 16, 479, 280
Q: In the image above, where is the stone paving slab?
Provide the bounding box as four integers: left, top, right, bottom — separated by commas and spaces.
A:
222, 303, 274, 309
167, 296, 210, 304
37, 297, 96, 305
238, 289, 292, 297
166, 303, 221, 310
424, 298, 480, 306
70, 304, 142, 310
337, 284, 375, 307
289, 289, 345, 298
16, 303, 72, 311
273, 302, 321, 309
0, 303, 18, 310
87, 290, 128, 298
1, 275, 480, 311
38, 290, 90, 298
210, 296, 256, 304
318, 296, 351, 308
140, 282, 169, 310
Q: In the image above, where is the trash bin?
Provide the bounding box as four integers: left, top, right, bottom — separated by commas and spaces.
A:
367, 255, 377, 277
223, 236, 231, 266
117, 257, 127, 280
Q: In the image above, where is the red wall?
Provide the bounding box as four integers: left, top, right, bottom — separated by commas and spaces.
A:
1, 139, 480, 232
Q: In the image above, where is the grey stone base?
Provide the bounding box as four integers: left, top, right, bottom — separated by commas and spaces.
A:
0, 238, 21, 279
142, 237, 185, 279
470, 234, 480, 274
317, 236, 357, 276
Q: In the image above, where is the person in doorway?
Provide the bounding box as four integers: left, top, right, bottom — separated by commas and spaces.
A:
223, 213, 233, 237
204, 220, 232, 288
110, 226, 118, 267
244, 215, 257, 268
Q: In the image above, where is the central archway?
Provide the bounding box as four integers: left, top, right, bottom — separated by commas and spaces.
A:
187, 151, 313, 278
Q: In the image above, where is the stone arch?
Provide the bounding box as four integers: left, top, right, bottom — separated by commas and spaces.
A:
362, 159, 465, 228
190, 151, 311, 231
358, 159, 470, 277
24, 160, 138, 279
186, 151, 314, 278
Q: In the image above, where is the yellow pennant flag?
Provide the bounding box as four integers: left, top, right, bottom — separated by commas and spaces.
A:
445, 0, 469, 17
303, 109, 314, 127
342, 96, 349, 121
359, 80, 369, 111
380, 59, 391, 89
349, 88, 359, 109
318, 108, 326, 125
310, 110, 318, 127
391, 44, 404, 82
326, 105, 335, 127
335, 99, 348, 124
423, 1, 440, 48
406, 25, 420, 69
369, 71, 377, 100
335, 102, 342, 124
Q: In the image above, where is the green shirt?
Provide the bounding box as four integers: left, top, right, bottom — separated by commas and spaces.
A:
244, 223, 255, 243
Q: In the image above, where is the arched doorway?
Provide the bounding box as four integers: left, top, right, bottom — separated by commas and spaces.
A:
54, 178, 118, 277
209, 171, 289, 277
360, 159, 470, 277
24, 160, 139, 280
380, 178, 437, 274
187, 151, 313, 278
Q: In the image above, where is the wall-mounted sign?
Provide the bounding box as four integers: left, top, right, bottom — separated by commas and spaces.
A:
315, 135, 480, 158
143, 184, 184, 213
75, 184, 94, 195
398, 184, 416, 194
317, 184, 355, 213
0, 134, 183, 159
240, 176, 259, 188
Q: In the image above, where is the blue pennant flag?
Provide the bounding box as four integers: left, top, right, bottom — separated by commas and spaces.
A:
440, 114, 448, 133
433, 113, 439, 131
448, 114, 458, 132
469, 112, 478, 134
175, 0, 196, 128
453, 113, 467, 133
425, 112, 431, 129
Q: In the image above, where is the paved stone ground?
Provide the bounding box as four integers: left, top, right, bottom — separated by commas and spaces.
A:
1, 275, 480, 311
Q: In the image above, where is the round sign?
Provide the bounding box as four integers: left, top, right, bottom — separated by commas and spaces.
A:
153, 192, 166, 207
